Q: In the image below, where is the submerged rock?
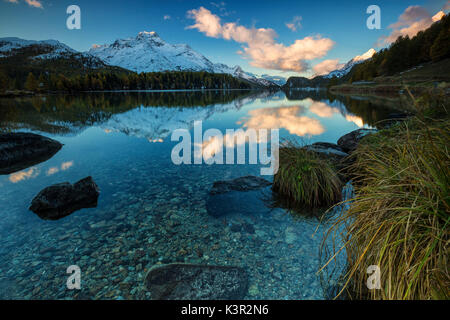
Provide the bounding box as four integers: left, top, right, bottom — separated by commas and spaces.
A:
144, 263, 248, 300
0, 132, 62, 175
207, 176, 272, 217
337, 128, 377, 153
305, 142, 349, 159
210, 175, 272, 195
29, 176, 100, 220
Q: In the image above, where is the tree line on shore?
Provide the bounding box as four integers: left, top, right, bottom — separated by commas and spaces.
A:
348, 13, 450, 82
0, 70, 252, 93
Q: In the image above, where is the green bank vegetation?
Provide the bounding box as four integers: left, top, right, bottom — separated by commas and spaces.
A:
348, 13, 450, 83
321, 90, 449, 300
272, 142, 343, 208
0, 70, 251, 93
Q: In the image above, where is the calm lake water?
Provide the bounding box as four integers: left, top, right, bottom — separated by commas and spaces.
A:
0, 90, 397, 299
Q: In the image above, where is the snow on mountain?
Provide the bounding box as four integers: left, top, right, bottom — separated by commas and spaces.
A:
0, 34, 279, 87
100, 92, 270, 141
89, 31, 220, 73
89, 31, 278, 87
0, 37, 106, 68
324, 48, 376, 79
260, 74, 287, 86
0, 37, 76, 58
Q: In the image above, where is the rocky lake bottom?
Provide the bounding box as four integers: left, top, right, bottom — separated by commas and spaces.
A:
0, 90, 391, 299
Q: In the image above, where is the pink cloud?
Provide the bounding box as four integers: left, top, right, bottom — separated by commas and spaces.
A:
312, 59, 344, 76
187, 7, 334, 72
4, 0, 43, 8
379, 6, 444, 45
241, 105, 325, 137
25, 0, 42, 8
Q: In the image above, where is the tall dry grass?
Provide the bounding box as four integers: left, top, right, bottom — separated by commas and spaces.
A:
322, 115, 449, 299
273, 142, 342, 208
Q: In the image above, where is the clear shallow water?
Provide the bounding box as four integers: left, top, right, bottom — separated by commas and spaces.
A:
0, 90, 394, 299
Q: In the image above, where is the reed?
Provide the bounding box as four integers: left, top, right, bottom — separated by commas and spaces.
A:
273, 141, 342, 208
323, 117, 449, 299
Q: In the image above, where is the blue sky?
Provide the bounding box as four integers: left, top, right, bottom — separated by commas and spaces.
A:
0, 0, 448, 77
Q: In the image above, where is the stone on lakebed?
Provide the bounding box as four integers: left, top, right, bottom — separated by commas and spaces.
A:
209, 175, 272, 195
144, 263, 248, 300
207, 175, 272, 217
337, 128, 377, 153
29, 176, 100, 220
0, 132, 62, 175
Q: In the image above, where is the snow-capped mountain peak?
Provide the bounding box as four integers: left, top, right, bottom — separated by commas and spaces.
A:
325, 48, 376, 79
353, 48, 376, 62
0, 36, 107, 68
0, 33, 278, 87
88, 31, 219, 73
0, 37, 76, 58
88, 31, 278, 86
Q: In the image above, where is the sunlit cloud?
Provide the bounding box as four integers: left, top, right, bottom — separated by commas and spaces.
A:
309, 101, 340, 118
187, 7, 335, 72
378, 6, 445, 45
241, 105, 325, 137
25, 0, 42, 8
46, 167, 59, 176
345, 114, 364, 127
199, 129, 271, 161
4, 0, 43, 8
312, 59, 345, 76
61, 161, 74, 170
200, 105, 325, 161
9, 167, 39, 183
285, 16, 302, 32
46, 161, 74, 176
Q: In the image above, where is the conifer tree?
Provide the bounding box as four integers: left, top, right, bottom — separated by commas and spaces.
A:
24, 72, 38, 91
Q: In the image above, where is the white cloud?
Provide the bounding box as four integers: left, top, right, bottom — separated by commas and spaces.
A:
61, 161, 74, 170
309, 101, 340, 118
312, 59, 344, 76
187, 7, 334, 72
9, 167, 39, 183
379, 6, 444, 45
241, 105, 325, 137
25, 0, 42, 8
4, 0, 43, 8
164, 15, 171, 20
285, 16, 302, 32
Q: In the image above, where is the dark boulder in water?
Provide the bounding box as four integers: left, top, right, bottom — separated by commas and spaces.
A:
207, 176, 272, 217
337, 128, 377, 153
29, 176, 100, 220
305, 142, 347, 157
209, 175, 272, 195
144, 263, 248, 300
0, 132, 62, 175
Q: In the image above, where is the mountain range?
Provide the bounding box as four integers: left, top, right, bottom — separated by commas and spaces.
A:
0, 32, 377, 89
324, 48, 376, 79
284, 48, 376, 89
0, 32, 277, 88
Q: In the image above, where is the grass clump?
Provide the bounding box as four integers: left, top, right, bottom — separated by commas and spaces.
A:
323, 117, 450, 299
272, 142, 342, 208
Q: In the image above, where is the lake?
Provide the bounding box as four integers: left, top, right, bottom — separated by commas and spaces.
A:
0, 89, 398, 299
